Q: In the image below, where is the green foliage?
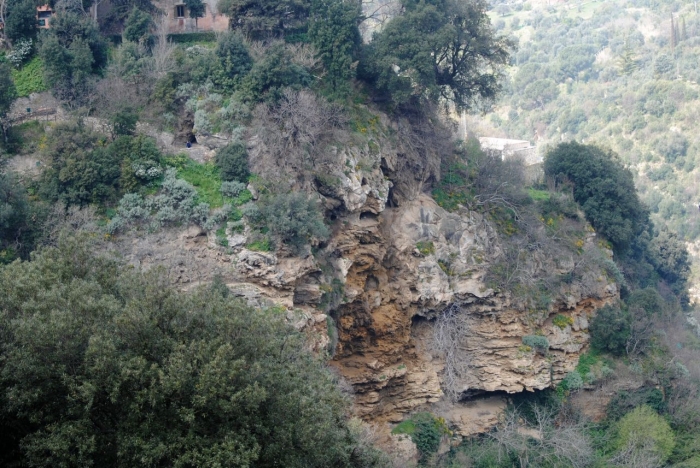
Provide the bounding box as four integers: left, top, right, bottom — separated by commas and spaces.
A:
308, 0, 361, 97
0, 63, 17, 121
589, 304, 630, 355
111, 108, 139, 136
360, 0, 511, 111
10, 56, 47, 97
122, 8, 152, 43
252, 192, 330, 251
184, 0, 206, 22
393, 413, 448, 461
215, 142, 250, 182
0, 238, 385, 468
615, 405, 676, 464
39, 9, 108, 105
416, 240, 436, 255
247, 237, 272, 251
240, 44, 312, 102
0, 172, 29, 258
552, 313, 574, 329
215, 32, 253, 90
5, 0, 37, 44
391, 420, 417, 436
607, 388, 667, 423
560, 370, 584, 391
170, 159, 225, 208
39, 123, 119, 205
544, 142, 649, 252
522, 334, 549, 352
218, 0, 311, 37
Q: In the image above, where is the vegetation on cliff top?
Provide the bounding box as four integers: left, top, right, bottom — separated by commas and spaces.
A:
0, 0, 699, 466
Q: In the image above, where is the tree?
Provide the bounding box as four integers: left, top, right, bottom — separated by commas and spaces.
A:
544, 142, 649, 251
215, 31, 253, 89
555, 45, 596, 80
4, 0, 37, 44
618, 43, 638, 75
308, 0, 361, 97
218, 0, 311, 37
613, 405, 676, 466
184, 0, 205, 30
0, 63, 17, 143
0, 173, 29, 263
522, 79, 559, 109
122, 7, 152, 43
38, 123, 121, 206
361, 0, 511, 111
215, 141, 250, 182
0, 237, 387, 468
589, 304, 630, 355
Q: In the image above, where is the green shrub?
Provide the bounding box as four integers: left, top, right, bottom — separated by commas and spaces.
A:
615, 405, 675, 464
247, 238, 271, 252
167, 32, 217, 43
393, 413, 448, 461
215, 142, 249, 182
522, 334, 549, 352
589, 304, 630, 356
544, 143, 649, 252
416, 240, 435, 255
552, 314, 574, 329
253, 192, 330, 251
560, 371, 583, 391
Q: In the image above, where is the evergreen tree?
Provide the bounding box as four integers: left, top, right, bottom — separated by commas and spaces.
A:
308, 0, 361, 98
618, 42, 638, 75
0, 238, 388, 468
184, 0, 205, 30
361, 0, 511, 111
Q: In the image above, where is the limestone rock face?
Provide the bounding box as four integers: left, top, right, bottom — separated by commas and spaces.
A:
110, 121, 617, 438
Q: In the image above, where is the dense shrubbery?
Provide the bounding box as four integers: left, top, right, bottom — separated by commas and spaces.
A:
544, 142, 649, 252
245, 192, 329, 251
0, 238, 388, 467
215, 142, 250, 182
589, 304, 630, 355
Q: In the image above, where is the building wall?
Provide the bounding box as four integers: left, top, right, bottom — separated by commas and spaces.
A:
152, 0, 229, 33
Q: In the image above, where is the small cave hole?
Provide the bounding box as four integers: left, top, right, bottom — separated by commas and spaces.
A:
360, 211, 378, 220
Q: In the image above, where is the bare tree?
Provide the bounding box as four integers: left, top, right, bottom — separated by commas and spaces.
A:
488, 405, 594, 468
432, 304, 472, 401
145, 15, 177, 80
626, 308, 655, 356
608, 435, 662, 468
252, 89, 346, 172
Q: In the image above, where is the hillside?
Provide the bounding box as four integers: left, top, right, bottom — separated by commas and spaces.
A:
477, 0, 700, 293
0, 0, 699, 467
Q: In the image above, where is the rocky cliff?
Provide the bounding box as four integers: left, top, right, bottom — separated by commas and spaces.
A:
111, 110, 617, 437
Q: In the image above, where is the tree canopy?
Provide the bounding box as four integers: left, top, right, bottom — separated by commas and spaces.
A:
544, 142, 649, 251
0, 238, 386, 468
361, 0, 511, 111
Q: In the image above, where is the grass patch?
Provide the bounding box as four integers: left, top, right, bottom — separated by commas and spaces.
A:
391, 419, 417, 435
575, 350, 600, 377
165, 156, 224, 208
247, 238, 271, 252
11, 57, 47, 97
528, 188, 551, 202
